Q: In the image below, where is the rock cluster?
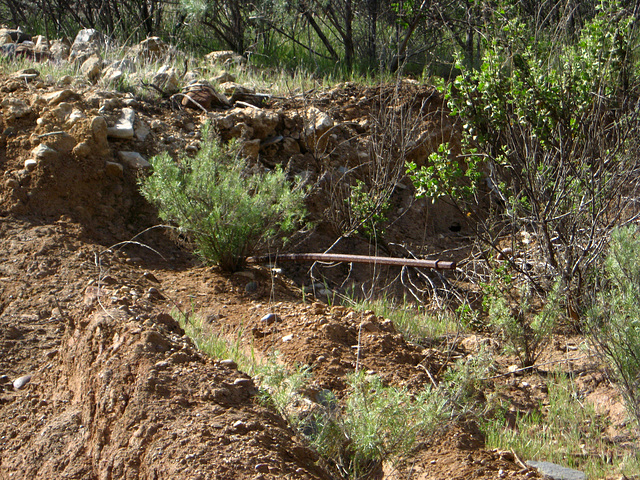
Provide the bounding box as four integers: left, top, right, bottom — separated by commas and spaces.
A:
1, 25, 463, 240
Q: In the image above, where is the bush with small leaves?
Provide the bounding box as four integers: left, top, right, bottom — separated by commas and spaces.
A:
588, 225, 640, 430
139, 123, 307, 271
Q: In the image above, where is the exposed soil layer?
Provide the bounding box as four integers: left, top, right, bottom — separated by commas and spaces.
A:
0, 73, 631, 479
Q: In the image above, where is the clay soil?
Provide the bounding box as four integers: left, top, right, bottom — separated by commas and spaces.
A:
0, 73, 634, 479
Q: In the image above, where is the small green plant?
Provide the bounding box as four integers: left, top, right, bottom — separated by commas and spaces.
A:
587, 225, 640, 431
173, 308, 247, 364
345, 178, 390, 240
310, 372, 449, 478
406, 142, 482, 207
351, 295, 465, 343
484, 279, 558, 368
442, 347, 496, 412
139, 123, 307, 271
255, 357, 311, 416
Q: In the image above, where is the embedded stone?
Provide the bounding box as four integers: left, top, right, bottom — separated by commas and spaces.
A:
118, 151, 150, 169
24, 159, 37, 171
105, 161, 124, 177
92, 115, 108, 143
31, 144, 59, 162
260, 313, 281, 324
13, 374, 31, 390
44, 89, 77, 105
107, 108, 135, 139
304, 106, 334, 151
72, 142, 91, 158
81, 54, 103, 83
526, 461, 586, 480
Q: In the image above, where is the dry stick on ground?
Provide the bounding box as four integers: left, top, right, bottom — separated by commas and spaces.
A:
481, 355, 588, 381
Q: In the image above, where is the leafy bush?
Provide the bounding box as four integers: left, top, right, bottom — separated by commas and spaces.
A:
587, 225, 640, 430
139, 123, 307, 271
408, 2, 640, 318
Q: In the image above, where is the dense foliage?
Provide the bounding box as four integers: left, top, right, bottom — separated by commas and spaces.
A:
139, 123, 307, 271
6, 0, 639, 75
409, 1, 640, 321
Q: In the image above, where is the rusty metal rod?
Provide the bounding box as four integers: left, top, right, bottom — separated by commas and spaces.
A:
246, 253, 456, 270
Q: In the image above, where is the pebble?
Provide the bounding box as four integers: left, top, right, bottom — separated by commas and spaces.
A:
245, 281, 258, 293
233, 378, 253, 388
232, 420, 247, 432
255, 464, 270, 474
143, 272, 160, 283
13, 374, 32, 390
260, 313, 280, 324
282, 334, 293, 342
0, 375, 9, 384
220, 359, 237, 369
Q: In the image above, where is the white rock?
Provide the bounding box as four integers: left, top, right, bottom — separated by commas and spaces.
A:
24, 159, 37, 171
107, 108, 136, 139
31, 144, 59, 162
13, 374, 31, 390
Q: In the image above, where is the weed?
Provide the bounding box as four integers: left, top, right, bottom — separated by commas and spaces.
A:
351, 295, 464, 344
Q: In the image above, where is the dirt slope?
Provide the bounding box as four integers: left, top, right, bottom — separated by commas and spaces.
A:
0, 71, 560, 479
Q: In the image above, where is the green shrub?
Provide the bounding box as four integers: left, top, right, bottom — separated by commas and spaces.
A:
139, 123, 307, 271
309, 372, 448, 477
408, 2, 640, 318
588, 225, 640, 430
485, 279, 558, 368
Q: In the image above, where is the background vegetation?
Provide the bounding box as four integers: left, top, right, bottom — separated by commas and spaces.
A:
6, 0, 640, 76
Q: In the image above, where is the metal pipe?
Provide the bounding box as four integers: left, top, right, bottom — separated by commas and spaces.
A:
246, 253, 456, 270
